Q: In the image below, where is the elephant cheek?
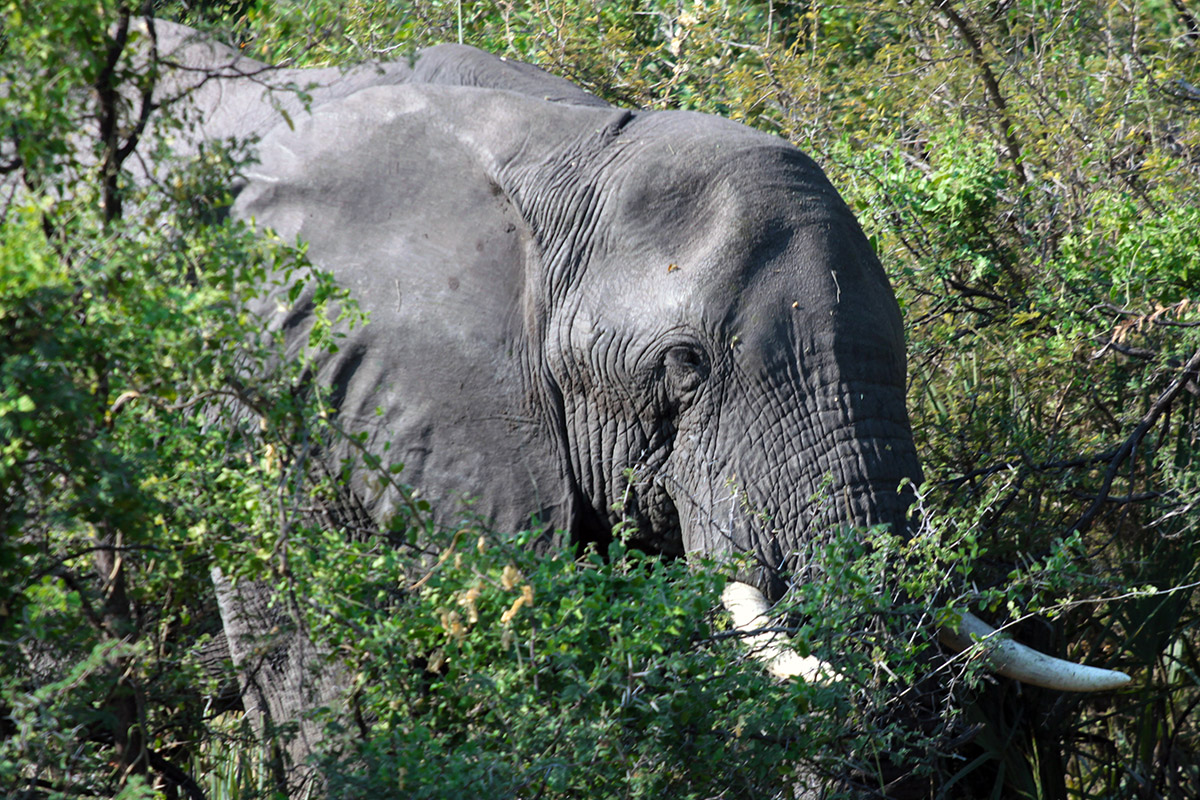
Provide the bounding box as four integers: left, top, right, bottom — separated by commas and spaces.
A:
664, 407, 921, 600
659, 433, 783, 586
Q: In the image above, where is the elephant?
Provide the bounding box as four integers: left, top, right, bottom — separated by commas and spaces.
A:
141, 20, 1129, 795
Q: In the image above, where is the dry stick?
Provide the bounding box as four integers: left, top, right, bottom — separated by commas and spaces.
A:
145, 748, 207, 800
1072, 348, 1200, 534
1170, 0, 1200, 42
931, 0, 1027, 187
96, 9, 131, 224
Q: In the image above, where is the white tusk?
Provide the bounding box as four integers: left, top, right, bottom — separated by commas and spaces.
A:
723, 582, 1131, 691
721, 581, 835, 682
940, 611, 1131, 692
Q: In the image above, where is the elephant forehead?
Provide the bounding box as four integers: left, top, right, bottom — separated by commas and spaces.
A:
598, 150, 905, 384
600, 141, 863, 291
605, 116, 844, 239
596, 178, 884, 321
729, 260, 907, 387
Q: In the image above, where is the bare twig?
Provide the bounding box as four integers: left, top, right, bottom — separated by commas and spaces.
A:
940, 449, 1120, 491
1169, 0, 1200, 42
96, 8, 131, 224
1072, 348, 1200, 533
930, 0, 1028, 186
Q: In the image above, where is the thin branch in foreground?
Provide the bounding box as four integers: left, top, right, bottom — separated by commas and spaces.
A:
1071, 348, 1200, 534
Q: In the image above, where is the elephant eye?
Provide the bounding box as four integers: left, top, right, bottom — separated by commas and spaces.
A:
662, 344, 708, 399
665, 345, 704, 369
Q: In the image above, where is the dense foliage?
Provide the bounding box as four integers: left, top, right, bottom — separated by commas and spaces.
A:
0, 5, 357, 796
2, 1, 1198, 798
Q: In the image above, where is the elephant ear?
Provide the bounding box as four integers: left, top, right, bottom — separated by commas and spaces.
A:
211, 53, 636, 785
146, 20, 414, 163
232, 80, 628, 536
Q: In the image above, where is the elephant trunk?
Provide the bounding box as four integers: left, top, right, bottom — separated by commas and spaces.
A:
677, 361, 1130, 692
721, 581, 1131, 692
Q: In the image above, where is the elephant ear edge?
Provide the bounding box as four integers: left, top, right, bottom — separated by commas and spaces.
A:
410, 43, 611, 108
231, 81, 629, 538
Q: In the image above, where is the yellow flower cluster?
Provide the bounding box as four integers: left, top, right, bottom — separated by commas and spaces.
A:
500, 584, 535, 625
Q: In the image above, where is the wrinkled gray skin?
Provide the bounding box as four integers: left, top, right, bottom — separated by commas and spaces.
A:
155, 21, 920, 791
235, 49, 919, 583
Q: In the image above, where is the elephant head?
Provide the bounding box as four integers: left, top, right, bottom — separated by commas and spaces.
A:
236, 81, 917, 581
203, 34, 1127, 707
474, 108, 921, 603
